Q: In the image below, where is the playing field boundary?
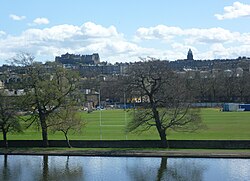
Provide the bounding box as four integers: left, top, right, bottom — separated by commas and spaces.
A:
1, 140, 250, 149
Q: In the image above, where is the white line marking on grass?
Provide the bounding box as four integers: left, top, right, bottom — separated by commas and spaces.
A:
100, 125, 125, 127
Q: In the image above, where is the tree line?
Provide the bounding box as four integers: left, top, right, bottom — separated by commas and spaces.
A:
1, 54, 84, 148
1, 55, 249, 148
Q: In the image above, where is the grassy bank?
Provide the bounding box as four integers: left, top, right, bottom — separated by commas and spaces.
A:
3, 108, 250, 140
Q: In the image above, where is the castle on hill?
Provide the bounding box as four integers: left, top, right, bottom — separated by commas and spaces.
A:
55, 53, 100, 65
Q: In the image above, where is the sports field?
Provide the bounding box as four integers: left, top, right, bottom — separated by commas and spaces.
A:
4, 108, 250, 140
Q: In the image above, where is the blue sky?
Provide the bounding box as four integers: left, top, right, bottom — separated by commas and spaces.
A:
0, 0, 250, 64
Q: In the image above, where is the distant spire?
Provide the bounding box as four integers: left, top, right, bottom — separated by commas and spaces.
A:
187, 49, 194, 60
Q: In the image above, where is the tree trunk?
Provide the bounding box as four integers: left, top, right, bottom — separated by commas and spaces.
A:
158, 129, 167, 148
213, 88, 216, 102
2, 129, 8, 148
240, 91, 243, 102
40, 114, 49, 147
64, 132, 72, 148
149, 95, 168, 148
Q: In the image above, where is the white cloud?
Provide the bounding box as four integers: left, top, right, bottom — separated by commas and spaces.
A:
192, 44, 250, 60
135, 25, 241, 44
33, 17, 50, 25
23, 24, 80, 41
81, 22, 120, 38
22, 22, 121, 43
185, 27, 240, 44
0, 31, 6, 37
9, 14, 26, 21
210, 43, 231, 58
0, 22, 147, 64
135, 25, 183, 41
215, 2, 250, 20
0, 21, 250, 65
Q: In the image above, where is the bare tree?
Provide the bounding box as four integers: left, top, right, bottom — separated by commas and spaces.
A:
207, 72, 223, 102
194, 76, 210, 102
100, 75, 125, 104
125, 60, 203, 147
234, 72, 250, 102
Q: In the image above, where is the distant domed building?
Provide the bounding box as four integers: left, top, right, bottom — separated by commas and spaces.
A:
187, 49, 194, 60
236, 67, 243, 77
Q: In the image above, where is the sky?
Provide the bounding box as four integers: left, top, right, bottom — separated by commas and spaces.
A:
0, 0, 250, 65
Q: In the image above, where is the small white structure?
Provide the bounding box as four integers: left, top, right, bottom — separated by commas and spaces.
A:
0, 80, 4, 89
224, 69, 233, 77
223, 103, 239, 112
4, 89, 25, 96
236, 67, 243, 77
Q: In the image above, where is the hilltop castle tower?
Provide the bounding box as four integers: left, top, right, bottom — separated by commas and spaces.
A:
55, 53, 100, 65
187, 49, 194, 60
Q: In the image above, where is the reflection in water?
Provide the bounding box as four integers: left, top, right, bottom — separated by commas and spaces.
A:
39, 155, 83, 181
127, 157, 205, 181
0, 155, 249, 181
156, 157, 167, 181
0, 155, 23, 181
42, 155, 48, 181
2, 155, 10, 181
125, 157, 169, 181
0, 155, 83, 181
164, 158, 206, 181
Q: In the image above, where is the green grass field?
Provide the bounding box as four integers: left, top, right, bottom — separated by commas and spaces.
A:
4, 108, 250, 140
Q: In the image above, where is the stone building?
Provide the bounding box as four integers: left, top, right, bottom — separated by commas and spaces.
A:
55, 53, 100, 65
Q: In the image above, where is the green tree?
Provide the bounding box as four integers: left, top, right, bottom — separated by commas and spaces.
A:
0, 92, 22, 148
125, 60, 203, 147
13, 53, 79, 147
50, 106, 84, 148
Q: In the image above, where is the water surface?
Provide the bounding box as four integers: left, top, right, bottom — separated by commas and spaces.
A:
0, 155, 249, 181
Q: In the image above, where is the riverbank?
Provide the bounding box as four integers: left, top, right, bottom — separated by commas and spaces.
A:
1, 148, 250, 158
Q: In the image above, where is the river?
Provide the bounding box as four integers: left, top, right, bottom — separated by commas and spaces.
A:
0, 155, 250, 181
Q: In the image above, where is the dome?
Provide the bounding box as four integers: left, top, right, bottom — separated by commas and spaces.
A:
187, 49, 193, 60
